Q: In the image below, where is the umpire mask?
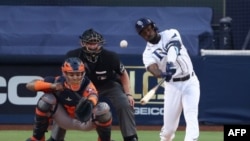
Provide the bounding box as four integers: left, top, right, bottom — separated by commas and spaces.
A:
79, 28, 105, 63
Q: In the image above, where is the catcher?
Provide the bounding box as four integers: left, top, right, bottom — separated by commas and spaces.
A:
26, 57, 113, 141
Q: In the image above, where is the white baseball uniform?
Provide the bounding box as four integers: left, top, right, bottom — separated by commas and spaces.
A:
142, 29, 200, 141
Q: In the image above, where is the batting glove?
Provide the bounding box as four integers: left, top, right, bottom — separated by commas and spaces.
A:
162, 62, 176, 82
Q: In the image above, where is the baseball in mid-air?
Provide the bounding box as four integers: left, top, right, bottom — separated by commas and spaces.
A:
120, 40, 128, 48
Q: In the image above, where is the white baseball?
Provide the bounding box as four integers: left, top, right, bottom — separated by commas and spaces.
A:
120, 40, 128, 48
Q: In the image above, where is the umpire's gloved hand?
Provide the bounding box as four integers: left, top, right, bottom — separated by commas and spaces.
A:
161, 62, 176, 82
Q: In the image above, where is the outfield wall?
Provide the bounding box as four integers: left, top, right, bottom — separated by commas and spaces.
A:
1, 54, 250, 126
0, 0, 223, 24
0, 6, 213, 57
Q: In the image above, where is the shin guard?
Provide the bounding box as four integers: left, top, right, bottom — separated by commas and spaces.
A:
32, 115, 49, 140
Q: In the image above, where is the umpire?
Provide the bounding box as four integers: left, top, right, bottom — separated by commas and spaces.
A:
49, 29, 138, 141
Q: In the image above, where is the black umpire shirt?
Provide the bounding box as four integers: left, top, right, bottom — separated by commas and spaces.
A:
66, 48, 124, 89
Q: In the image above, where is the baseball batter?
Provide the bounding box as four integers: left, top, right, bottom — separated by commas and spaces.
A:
135, 18, 200, 141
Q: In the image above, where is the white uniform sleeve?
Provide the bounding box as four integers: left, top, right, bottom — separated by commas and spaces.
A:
161, 29, 182, 63
166, 46, 177, 63
143, 48, 156, 69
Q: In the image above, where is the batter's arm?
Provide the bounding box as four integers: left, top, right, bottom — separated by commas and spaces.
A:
147, 63, 163, 78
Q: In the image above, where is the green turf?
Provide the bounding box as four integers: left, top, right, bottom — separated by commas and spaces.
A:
0, 130, 223, 141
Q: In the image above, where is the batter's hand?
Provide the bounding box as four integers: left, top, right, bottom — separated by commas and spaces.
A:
127, 94, 135, 107
162, 62, 177, 82
166, 62, 176, 75
51, 83, 64, 91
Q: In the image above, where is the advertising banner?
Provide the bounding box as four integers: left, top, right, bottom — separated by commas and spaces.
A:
2, 55, 250, 125
0, 55, 167, 125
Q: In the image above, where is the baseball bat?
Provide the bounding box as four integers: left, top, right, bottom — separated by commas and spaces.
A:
140, 78, 165, 105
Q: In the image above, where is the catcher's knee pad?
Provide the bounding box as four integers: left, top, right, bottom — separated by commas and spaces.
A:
93, 102, 112, 126
37, 94, 57, 113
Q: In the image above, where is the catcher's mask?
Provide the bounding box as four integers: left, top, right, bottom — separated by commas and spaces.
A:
61, 57, 85, 91
135, 18, 158, 34
79, 28, 105, 63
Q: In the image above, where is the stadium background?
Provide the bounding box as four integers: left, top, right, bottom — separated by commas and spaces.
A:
0, 0, 250, 130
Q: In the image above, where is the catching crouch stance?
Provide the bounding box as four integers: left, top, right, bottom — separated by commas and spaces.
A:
26, 57, 112, 141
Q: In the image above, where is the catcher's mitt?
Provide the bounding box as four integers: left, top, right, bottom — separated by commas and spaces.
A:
75, 97, 94, 122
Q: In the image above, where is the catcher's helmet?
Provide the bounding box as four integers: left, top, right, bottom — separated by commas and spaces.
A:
135, 18, 158, 34
61, 57, 85, 91
61, 57, 85, 73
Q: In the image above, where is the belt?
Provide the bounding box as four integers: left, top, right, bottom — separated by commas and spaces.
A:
173, 72, 194, 82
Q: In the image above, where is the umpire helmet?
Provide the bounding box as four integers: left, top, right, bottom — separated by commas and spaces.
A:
79, 29, 105, 63
135, 18, 158, 34
79, 28, 105, 44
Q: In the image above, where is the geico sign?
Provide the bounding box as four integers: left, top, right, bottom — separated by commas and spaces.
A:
0, 69, 163, 105
0, 76, 44, 105
134, 107, 164, 115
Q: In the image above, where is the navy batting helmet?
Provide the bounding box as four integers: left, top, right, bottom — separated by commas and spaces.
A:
135, 18, 158, 34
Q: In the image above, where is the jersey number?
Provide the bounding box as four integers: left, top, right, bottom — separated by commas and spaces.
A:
153, 48, 167, 61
